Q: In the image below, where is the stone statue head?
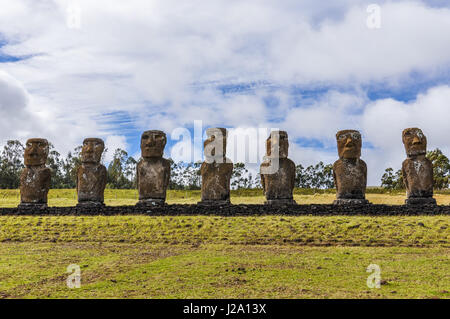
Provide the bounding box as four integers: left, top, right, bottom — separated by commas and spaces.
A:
141, 130, 167, 158
204, 128, 227, 161
24, 138, 49, 166
336, 130, 362, 159
81, 138, 105, 164
266, 131, 288, 158
402, 128, 427, 157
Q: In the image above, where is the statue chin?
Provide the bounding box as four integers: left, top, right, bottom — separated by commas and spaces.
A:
406, 149, 426, 157
24, 158, 46, 166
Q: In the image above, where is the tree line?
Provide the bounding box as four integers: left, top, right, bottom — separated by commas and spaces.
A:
1, 140, 448, 190
380, 148, 450, 190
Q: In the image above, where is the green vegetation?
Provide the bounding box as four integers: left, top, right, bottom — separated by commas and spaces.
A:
0, 188, 449, 207
0, 216, 448, 246
0, 191, 448, 299
0, 243, 448, 298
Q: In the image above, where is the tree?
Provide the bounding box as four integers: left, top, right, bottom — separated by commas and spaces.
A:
295, 162, 334, 189
427, 148, 450, 189
184, 161, 202, 190
61, 146, 82, 188
107, 148, 135, 189
231, 162, 250, 189
295, 164, 307, 188
46, 143, 66, 188
381, 168, 395, 189
0, 140, 24, 188
381, 168, 404, 189
322, 163, 334, 189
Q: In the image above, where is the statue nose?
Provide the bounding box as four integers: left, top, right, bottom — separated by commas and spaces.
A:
412, 136, 421, 144
345, 137, 353, 146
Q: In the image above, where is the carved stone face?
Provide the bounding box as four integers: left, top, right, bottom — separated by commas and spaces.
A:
204, 128, 227, 160
266, 131, 288, 158
141, 130, 166, 158
81, 138, 104, 164
24, 138, 49, 166
403, 128, 427, 157
336, 130, 362, 159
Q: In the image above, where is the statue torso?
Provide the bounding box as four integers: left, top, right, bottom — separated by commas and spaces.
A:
260, 158, 295, 200
333, 159, 367, 199
201, 160, 233, 201
402, 157, 433, 198
77, 164, 107, 202
137, 158, 170, 200
20, 166, 51, 203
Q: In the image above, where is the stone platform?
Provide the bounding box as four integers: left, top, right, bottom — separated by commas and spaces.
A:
1, 203, 448, 216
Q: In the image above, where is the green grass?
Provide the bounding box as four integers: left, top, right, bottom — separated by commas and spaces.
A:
0, 216, 448, 247
0, 243, 448, 298
0, 189, 449, 207
0, 190, 448, 299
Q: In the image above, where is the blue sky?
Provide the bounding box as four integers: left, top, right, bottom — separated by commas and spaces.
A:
0, 0, 449, 185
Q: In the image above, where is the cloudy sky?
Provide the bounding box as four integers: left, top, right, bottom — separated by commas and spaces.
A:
0, 0, 449, 185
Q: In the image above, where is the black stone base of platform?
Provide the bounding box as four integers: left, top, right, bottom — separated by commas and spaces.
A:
265, 199, 297, 205
76, 201, 105, 208
197, 200, 231, 206
2, 203, 449, 216
405, 197, 437, 205
333, 199, 370, 205
136, 199, 166, 207
17, 203, 47, 209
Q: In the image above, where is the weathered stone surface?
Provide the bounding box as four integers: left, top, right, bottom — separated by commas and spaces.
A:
199, 128, 233, 204
402, 128, 436, 205
77, 138, 107, 207
19, 138, 51, 208
333, 198, 369, 205
260, 131, 296, 205
137, 130, 170, 206
3, 203, 449, 216
333, 130, 369, 205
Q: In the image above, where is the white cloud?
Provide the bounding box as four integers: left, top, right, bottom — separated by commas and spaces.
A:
0, 1, 449, 187
362, 85, 450, 184
104, 135, 128, 163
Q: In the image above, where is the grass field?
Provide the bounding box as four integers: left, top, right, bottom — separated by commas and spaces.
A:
0, 188, 450, 207
0, 190, 448, 299
0, 243, 448, 299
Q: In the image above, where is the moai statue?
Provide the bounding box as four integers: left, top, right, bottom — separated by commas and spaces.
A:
260, 131, 296, 205
136, 130, 170, 206
333, 130, 369, 205
199, 128, 233, 205
76, 138, 107, 207
402, 128, 436, 205
19, 138, 51, 209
